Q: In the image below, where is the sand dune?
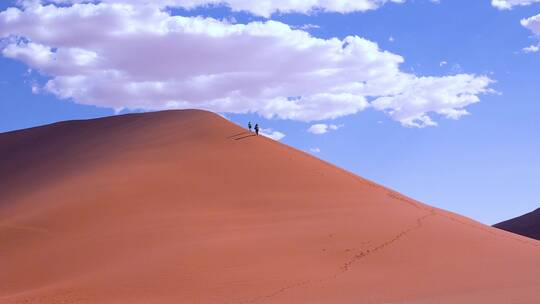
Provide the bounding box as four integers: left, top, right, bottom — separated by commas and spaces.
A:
494, 208, 540, 241
1, 110, 540, 303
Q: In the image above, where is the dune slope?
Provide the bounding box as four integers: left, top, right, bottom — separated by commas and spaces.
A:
1, 110, 540, 304
494, 208, 540, 241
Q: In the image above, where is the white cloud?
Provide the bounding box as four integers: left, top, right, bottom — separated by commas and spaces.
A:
260, 128, 285, 140
523, 44, 539, 52
0, 1, 493, 127
295, 24, 320, 30
3, 42, 54, 68
439, 60, 447, 67
492, 0, 540, 9
307, 123, 342, 134
522, 13, 540, 35
493, 2, 540, 54
31, 82, 41, 93
39, 0, 407, 18
372, 74, 493, 127
310, 147, 321, 153
520, 14, 540, 52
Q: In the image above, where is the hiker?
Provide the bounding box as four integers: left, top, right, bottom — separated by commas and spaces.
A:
254, 123, 259, 136
248, 121, 252, 132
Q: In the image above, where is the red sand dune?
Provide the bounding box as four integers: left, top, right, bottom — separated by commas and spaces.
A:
494, 208, 540, 241
1, 110, 540, 304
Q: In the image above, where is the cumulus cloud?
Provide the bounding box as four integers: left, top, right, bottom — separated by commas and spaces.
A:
0, 1, 493, 127
307, 123, 342, 134
522, 13, 540, 35
310, 147, 321, 153
523, 44, 539, 52
372, 74, 492, 127
520, 14, 540, 52
40, 0, 407, 17
493, 2, 540, 54
260, 128, 285, 140
492, 0, 540, 9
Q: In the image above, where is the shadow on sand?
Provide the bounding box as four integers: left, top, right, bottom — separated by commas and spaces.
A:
234, 134, 256, 140
228, 131, 257, 140
227, 132, 249, 139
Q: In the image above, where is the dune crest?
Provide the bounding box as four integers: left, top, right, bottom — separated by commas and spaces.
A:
1, 110, 540, 303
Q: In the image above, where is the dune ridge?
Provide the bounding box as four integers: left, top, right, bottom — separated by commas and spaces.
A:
1, 110, 540, 304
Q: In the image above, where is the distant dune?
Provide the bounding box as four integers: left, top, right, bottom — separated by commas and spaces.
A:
494, 208, 540, 241
1, 110, 540, 304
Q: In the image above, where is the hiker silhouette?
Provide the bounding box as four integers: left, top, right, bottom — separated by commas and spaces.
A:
254, 124, 259, 136
248, 122, 252, 132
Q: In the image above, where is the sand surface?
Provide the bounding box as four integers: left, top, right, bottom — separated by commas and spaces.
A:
1, 110, 540, 303
494, 208, 540, 241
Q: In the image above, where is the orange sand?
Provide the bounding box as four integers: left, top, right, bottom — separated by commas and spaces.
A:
1, 110, 539, 303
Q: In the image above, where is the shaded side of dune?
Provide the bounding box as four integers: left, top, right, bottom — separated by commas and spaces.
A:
494, 208, 540, 240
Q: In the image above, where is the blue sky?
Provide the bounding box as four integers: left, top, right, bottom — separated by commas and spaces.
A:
1, 0, 539, 224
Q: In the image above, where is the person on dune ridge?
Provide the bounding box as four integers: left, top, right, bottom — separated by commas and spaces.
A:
248, 122, 252, 132
254, 124, 259, 136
